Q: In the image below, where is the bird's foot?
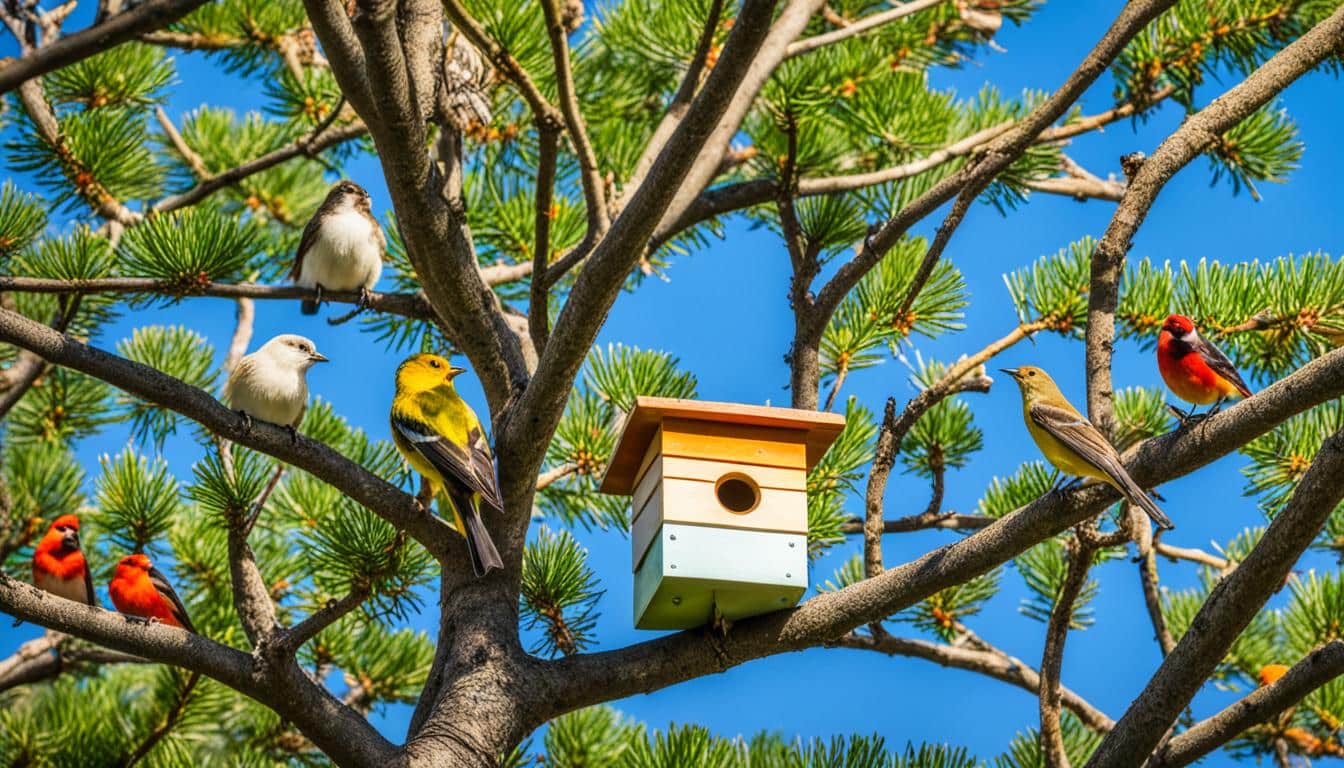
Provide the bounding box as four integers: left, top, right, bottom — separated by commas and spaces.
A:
286, 424, 299, 444
236, 410, 253, 434
357, 287, 373, 309
124, 615, 151, 626
710, 607, 733, 637
314, 283, 325, 306
415, 477, 435, 513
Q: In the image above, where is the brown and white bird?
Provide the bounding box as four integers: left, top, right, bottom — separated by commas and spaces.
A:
225, 334, 328, 436
441, 31, 494, 133
290, 180, 385, 315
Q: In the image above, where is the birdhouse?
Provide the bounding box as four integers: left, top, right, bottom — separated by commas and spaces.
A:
600, 397, 845, 630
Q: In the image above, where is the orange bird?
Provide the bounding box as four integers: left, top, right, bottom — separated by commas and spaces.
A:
32, 514, 95, 606
108, 553, 195, 632
1157, 314, 1253, 420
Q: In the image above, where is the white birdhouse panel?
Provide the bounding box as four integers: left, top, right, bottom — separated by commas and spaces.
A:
631, 477, 808, 570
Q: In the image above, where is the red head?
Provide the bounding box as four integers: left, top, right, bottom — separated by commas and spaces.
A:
1161, 314, 1196, 337
39, 514, 83, 555
115, 553, 153, 574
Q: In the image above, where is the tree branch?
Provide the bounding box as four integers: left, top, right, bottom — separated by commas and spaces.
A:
813, 0, 1177, 325
0, 631, 143, 694
0, 277, 434, 320
0, 307, 462, 562
1041, 532, 1096, 768
834, 631, 1115, 733
1152, 640, 1344, 767
278, 586, 371, 653
539, 0, 608, 238
530, 124, 561, 352
1082, 3, 1344, 434
785, 0, 949, 58
0, 0, 212, 95
841, 512, 992, 534
536, 343, 1344, 717
0, 573, 397, 767
1088, 424, 1344, 764
1138, 549, 1177, 656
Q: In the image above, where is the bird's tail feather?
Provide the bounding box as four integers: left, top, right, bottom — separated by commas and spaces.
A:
450, 491, 503, 577
1115, 473, 1174, 530
300, 299, 319, 315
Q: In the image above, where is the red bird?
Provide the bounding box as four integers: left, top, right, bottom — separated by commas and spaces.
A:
32, 514, 95, 606
108, 553, 195, 632
1158, 314, 1253, 419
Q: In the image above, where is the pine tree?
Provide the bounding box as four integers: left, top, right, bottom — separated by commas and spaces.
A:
1, 0, 1343, 766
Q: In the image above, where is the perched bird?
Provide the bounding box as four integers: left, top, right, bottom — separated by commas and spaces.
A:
1158, 314, 1253, 420
108, 553, 195, 632
225, 334, 328, 437
389, 354, 504, 576
1001, 366, 1174, 530
32, 514, 95, 607
290, 180, 385, 316
1259, 664, 1291, 687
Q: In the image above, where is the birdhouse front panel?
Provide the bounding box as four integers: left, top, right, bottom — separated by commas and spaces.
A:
600, 397, 845, 631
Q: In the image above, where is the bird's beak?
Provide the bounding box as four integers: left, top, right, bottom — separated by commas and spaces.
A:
447, 366, 467, 379
999, 367, 1021, 379
62, 531, 79, 549
309, 352, 329, 363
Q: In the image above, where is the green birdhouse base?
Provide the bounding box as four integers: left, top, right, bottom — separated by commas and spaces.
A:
635, 523, 807, 630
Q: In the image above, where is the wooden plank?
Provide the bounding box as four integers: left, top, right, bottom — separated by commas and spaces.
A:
660, 418, 807, 469
631, 477, 807, 570
631, 454, 663, 517
600, 397, 846, 494
659, 455, 806, 491
631, 484, 663, 570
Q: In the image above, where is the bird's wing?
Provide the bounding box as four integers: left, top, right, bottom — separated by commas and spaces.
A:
289, 211, 324, 281
392, 415, 504, 513
82, 562, 96, 607
1028, 403, 1127, 477
147, 564, 195, 632
1192, 334, 1253, 397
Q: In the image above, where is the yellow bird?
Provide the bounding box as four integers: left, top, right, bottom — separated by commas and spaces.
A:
390, 354, 504, 576
1000, 366, 1174, 530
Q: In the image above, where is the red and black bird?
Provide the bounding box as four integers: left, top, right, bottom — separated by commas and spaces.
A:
1157, 314, 1253, 420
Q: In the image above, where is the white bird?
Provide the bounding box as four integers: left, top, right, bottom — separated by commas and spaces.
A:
290, 180, 385, 316
225, 334, 329, 437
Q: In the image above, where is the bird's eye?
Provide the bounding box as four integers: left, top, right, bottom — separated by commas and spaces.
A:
428, 359, 441, 369
1028, 370, 1036, 377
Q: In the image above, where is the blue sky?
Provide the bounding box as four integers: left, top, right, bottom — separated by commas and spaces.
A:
3, 1, 1342, 762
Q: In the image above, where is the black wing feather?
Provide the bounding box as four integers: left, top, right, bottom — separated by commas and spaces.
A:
393, 416, 504, 513
148, 565, 195, 633
1192, 334, 1253, 397
289, 210, 324, 282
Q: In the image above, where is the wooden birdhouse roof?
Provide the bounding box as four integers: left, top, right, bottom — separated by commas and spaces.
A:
599, 397, 847, 495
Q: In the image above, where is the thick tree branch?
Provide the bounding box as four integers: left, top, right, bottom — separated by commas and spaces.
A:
535, 343, 1344, 717
1138, 549, 1177, 656
0, 631, 143, 694
1152, 641, 1344, 767
0, 277, 435, 320
530, 125, 561, 352
834, 631, 1115, 733
1088, 425, 1344, 764
508, 0, 784, 496
1083, 3, 1344, 433
0, 307, 461, 563
279, 587, 371, 653
841, 512, 991, 533
813, 0, 1177, 325
0, 0, 212, 95
228, 525, 279, 648
0, 574, 397, 767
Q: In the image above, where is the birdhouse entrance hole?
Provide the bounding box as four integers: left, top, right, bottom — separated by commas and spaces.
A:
715, 473, 760, 514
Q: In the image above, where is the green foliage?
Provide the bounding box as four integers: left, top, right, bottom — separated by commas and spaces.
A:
94, 448, 183, 557
994, 712, 1101, 768
1283, 571, 1344, 657
0, 181, 48, 257
118, 208, 262, 288
1004, 237, 1092, 336
808, 400, 876, 555
9, 227, 115, 281
115, 326, 219, 447
976, 461, 1058, 519
1111, 387, 1174, 452
0, 440, 85, 567
899, 361, 984, 478
544, 706, 643, 766
44, 43, 175, 109
1208, 104, 1302, 200
585, 344, 698, 413
521, 526, 604, 657
6, 367, 116, 445
1015, 539, 1120, 629
821, 237, 968, 382
1242, 400, 1343, 520
898, 567, 1002, 641
8, 106, 165, 211
818, 554, 864, 593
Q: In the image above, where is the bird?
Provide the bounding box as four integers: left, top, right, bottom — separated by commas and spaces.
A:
1001, 366, 1174, 530
108, 553, 195, 632
389, 354, 504, 577
224, 334, 328, 438
290, 180, 385, 316
1158, 313, 1253, 421
32, 514, 95, 607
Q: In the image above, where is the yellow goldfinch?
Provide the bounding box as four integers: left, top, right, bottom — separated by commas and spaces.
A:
1001, 366, 1174, 530
225, 334, 328, 438
389, 354, 503, 576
